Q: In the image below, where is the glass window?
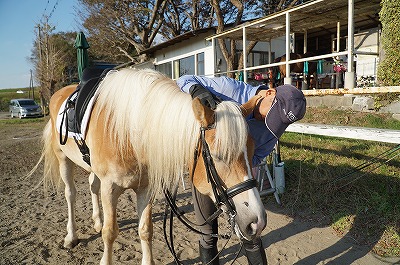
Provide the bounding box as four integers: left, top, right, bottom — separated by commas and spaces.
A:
155, 62, 172, 78
197, 53, 205, 76
18, 100, 37, 106
174, 55, 195, 78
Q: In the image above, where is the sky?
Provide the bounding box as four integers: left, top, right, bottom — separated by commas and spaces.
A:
0, 0, 81, 89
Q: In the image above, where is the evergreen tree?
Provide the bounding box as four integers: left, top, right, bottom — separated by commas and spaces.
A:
377, 0, 400, 86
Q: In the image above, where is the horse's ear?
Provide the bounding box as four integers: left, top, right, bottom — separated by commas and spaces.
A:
192, 97, 215, 127
240, 95, 262, 117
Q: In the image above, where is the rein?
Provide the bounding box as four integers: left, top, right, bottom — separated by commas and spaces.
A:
163, 125, 257, 265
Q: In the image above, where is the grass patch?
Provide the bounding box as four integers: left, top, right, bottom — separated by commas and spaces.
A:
273, 106, 400, 257
301, 106, 400, 129
373, 226, 400, 256
0, 87, 41, 111
331, 213, 356, 236
0, 117, 45, 126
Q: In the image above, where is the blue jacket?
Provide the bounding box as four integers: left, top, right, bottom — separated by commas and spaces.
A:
177, 75, 277, 167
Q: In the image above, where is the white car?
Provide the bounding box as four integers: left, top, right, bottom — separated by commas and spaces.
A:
9, 99, 43, 119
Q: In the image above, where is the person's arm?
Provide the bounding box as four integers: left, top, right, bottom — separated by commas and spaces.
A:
209, 77, 260, 104
177, 75, 262, 104
177, 75, 218, 110
177, 75, 198, 94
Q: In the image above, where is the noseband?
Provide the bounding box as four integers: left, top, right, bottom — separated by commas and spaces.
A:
163, 124, 257, 264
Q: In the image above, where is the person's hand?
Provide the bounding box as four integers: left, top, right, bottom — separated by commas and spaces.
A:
189, 84, 217, 110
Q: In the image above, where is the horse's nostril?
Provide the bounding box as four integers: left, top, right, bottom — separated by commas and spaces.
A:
246, 222, 258, 236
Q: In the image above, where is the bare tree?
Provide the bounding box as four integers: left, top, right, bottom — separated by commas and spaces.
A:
79, 0, 169, 62
262, 0, 305, 15
78, 0, 302, 67
79, 0, 218, 62
211, 0, 260, 77
31, 19, 75, 107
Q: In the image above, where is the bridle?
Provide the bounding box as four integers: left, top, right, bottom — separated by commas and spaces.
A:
197, 125, 258, 224
163, 124, 257, 264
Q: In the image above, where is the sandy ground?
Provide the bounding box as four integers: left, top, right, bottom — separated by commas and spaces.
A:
0, 114, 399, 265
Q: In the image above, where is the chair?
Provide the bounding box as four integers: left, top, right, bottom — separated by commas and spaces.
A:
256, 141, 285, 205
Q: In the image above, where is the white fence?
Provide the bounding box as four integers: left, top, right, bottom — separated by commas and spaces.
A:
287, 123, 400, 144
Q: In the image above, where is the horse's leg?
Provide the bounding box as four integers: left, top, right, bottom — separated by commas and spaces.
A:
59, 156, 79, 248
100, 179, 123, 265
89, 172, 102, 232
136, 189, 155, 265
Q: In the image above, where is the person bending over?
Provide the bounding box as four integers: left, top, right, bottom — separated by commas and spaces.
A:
177, 75, 306, 265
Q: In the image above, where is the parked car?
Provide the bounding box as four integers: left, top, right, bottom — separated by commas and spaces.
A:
9, 99, 43, 119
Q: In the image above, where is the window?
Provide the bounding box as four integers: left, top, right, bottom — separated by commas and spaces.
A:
155, 62, 172, 78
174, 55, 195, 77
197, 53, 205, 76
157, 52, 205, 79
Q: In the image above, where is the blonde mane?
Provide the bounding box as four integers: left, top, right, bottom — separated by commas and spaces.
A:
93, 68, 248, 198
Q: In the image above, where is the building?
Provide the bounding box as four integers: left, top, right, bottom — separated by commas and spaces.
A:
137, 0, 383, 91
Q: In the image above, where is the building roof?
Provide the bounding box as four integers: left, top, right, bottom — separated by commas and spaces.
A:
139, 28, 216, 55
207, 0, 380, 41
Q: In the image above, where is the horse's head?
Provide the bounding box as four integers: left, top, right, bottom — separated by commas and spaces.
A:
190, 98, 266, 241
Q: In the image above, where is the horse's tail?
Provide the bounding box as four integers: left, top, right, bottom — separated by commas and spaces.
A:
42, 120, 62, 193
26, 120, 61, 194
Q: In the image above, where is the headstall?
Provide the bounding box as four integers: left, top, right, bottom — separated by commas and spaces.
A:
163, 124, 257, 264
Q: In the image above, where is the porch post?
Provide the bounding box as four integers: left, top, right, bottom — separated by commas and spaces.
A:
284, 12, 292, 85
336, 21, 341, 88
345, 0, 355, 89
302, 30, 308, 90
268, 41, 272, 64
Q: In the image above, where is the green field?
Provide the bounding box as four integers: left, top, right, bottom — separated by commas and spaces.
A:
0, 87, 41, 111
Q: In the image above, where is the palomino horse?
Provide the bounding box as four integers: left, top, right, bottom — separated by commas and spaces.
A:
273, 52, 317, 88
35, 68, 266, 264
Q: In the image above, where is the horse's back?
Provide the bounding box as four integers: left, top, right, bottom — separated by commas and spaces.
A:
49, 84, 78, 120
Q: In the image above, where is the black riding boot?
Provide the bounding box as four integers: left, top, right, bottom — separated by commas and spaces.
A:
199, 243, 220, 265
243, 238, 268, 265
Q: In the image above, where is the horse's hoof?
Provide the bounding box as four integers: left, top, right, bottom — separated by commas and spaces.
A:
94, 221, 103, 233
63, 238, 79, 248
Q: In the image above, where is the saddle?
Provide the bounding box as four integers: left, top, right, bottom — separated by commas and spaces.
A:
67, 68, 111, 133
60, 67, 112, 165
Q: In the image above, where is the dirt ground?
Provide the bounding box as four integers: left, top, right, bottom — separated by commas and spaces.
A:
0, 114, 399, 265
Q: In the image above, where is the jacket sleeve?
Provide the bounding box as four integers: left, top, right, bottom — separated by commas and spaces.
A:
176, 75, 197, 94
177, 75, 260, 104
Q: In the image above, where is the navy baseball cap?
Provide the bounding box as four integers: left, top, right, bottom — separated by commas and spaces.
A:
265, 85, 306, 139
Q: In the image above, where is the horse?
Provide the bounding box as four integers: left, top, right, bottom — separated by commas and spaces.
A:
33, 68, 266, 264
272, 52, 317, 89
